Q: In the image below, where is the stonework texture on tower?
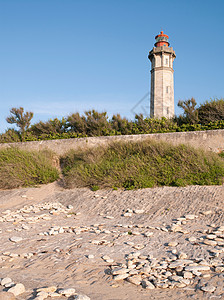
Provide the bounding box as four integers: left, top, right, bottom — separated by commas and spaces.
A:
148, 31, 176, 119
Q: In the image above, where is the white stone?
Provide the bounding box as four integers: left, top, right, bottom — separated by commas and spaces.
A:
59, 227, 64, 234
144, 232, 153, 237
129, 269, 138, 275
48, 292, 61, 297
113, 273, 129, 280
161, 227, 169, 232
178, 252, 187, 259
9, 236, 23, 243
112, 268, 129, 275
183, 271, 193, 279
141, 280, 155, 289
169, 260, 194, 269
170, 225, 182, 232
1, 277, 12, 286
202, 274, 211, 278
4, 282, 15, 288
188, 237, 196, 242
132, 244, 145, 250
131, 231, 140, 236
59, 288, 76, 296
8, 283, 25, 296
185, 214, 198, 220
106, 259, 114, 263
198, 260, 209, 266
126, 275, 142, 286
156, 282, 169, 289
123, 212, 132, 217
206, 234, 216, 240
134, 209, 144, 214
36, 291, 48, 299
168, 241, 178, 247
204, 239, 217, 246
102, 255, 110, 260
201, 210, 212, 215
201, 285, 216, 293
185, 265, 210, 272
176, 282, 186, 288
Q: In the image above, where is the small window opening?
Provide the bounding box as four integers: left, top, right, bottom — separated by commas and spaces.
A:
166, 86, 169, 93
166, 58, 168, 65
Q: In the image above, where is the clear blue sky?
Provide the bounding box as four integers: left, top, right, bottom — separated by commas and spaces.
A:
0, 0, 224, 133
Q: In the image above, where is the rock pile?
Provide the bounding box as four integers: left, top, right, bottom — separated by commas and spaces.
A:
108, 214, 224, 295
109, 250, 223, 293
0, 202, 74, 226
0, 277, 90, 299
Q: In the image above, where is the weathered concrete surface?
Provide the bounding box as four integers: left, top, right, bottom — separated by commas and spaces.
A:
0, 130, 224, 156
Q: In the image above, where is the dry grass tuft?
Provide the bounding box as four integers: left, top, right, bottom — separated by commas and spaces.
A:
61, 139, 224, 189
0, 147, 59, 189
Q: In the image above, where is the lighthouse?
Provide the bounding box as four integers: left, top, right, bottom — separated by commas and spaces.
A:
148, 31, 176, 118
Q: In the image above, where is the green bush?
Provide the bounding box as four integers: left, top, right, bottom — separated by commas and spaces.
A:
0, 148, 59, 189
177, 98, 199, 125
61, 140, 224, 189
0, 129, 22, 143
198, 98, 224, 124
1, 103, 224, 144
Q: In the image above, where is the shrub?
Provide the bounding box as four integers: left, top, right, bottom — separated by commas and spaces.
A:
110, 114, 132, 135
67, 112, 87, 134
6, 107, 34, 134
29, 118, 67, 137
177, 98, 199, 125
61, 140, 224, 189
0, 129, 22, 143
67, 110, 112, 136
1, 104, 224, 144
198, 98, 224, 124
0, 148, 59, 189
84, 110, 112, 136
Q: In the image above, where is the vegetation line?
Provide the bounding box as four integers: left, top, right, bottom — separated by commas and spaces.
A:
1, 139, 224, 190
1, 98, 224, 143
61, 139, 224, 190
0, 148, 59, 189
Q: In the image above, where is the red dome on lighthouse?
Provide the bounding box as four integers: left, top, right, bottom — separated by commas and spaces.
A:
154, 31, 170, 47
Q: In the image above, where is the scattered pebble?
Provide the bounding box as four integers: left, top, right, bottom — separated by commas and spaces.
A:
8, 283, 25, 296
9, 236, 23, 243
201, 285, 216, 293
168, 241, 178, 247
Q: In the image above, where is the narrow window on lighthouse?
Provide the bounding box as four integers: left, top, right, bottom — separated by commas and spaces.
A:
166, 86, 169, 93
166, 58, 168, 65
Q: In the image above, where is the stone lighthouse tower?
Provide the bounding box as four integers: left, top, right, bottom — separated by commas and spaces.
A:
148, 31, 176, 118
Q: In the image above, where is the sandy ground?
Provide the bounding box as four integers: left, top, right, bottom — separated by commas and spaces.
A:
0, 182, 224, 299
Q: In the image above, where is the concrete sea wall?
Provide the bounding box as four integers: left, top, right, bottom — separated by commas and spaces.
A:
0, 130, 224, 156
